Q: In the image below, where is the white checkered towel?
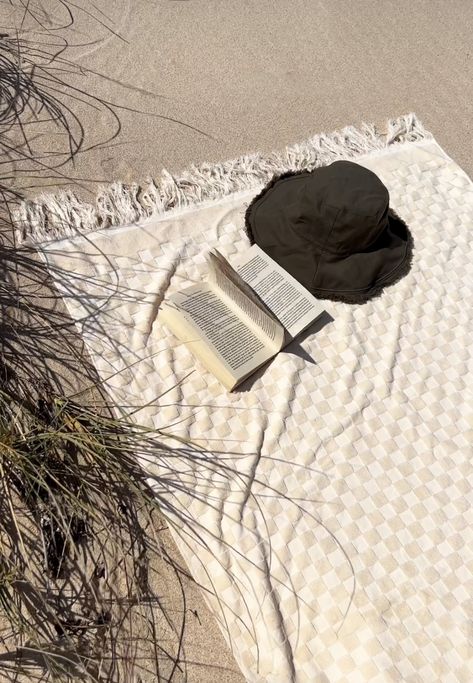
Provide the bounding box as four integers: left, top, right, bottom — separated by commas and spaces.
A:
33, 128, 472, 682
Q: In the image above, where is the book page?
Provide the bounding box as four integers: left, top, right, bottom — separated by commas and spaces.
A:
233, 244, 326, 340
206, 250, 284, 353
162, 283, 277, 383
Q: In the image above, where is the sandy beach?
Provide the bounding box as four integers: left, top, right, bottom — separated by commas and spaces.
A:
1, 1, 472, 681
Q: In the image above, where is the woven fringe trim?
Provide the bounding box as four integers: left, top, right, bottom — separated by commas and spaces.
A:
14, 112, 431, 244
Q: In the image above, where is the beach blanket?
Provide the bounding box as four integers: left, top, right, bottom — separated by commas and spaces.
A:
17, 114, 473, 682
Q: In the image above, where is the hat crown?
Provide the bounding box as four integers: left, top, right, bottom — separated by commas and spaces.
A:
298, 161, 390, 255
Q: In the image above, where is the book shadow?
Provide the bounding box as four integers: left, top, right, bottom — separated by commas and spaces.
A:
235, 310, 334, 393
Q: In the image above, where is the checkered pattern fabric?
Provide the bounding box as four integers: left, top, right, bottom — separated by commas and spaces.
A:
40, 139, 473, 682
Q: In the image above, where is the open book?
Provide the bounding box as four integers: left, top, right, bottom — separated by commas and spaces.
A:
159, 244, 326, 391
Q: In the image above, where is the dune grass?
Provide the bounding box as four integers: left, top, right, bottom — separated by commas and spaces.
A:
0, 353, 198, 681
0, 4, 218, 679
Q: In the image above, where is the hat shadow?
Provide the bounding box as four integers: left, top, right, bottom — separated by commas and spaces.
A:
234, 310, 334, 393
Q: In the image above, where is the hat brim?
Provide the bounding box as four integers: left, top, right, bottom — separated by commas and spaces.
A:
245, 170, 413, 305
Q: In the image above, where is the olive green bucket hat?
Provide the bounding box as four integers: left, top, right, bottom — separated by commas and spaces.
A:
245, 160, 413, 304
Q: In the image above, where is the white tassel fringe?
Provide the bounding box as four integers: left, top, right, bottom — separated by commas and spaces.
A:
14, 112, 431, 244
